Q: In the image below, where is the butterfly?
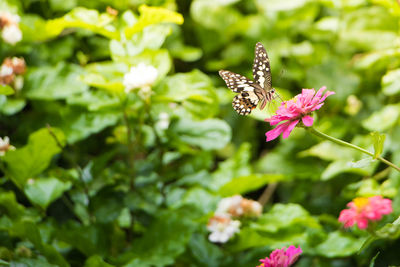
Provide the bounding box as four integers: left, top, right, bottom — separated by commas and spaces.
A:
219, 42, 276, 115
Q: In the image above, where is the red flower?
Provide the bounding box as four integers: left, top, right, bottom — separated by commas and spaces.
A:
265, 87, 334, 141
338, 196, 392, 229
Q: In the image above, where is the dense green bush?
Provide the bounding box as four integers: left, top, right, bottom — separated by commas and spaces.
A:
1, 0, 400, 266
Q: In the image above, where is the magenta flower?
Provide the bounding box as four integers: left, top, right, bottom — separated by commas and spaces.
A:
257, 246, 302, 267
338, 196, 392, 230
265, 87, 335, 141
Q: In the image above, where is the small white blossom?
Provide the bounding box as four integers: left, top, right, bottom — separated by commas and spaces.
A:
0, 12, 20, 25
0, 64, 13, 76
2, 24, 22, 45
215, 195, 243, 216
123, 63, 158, 93
156, 112, 170, 130
0, 136, 15, 156
248, 201, 262, 217
11, 57, 24, 67
207, 214, 241, 243
216, 195, 263, 217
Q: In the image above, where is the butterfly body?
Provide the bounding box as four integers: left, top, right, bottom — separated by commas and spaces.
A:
219, 42, 276, 115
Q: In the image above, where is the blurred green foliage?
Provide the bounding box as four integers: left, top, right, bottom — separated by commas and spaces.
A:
1, 0, 400, 266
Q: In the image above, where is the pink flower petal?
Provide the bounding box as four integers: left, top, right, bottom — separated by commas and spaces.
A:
338, 196, 392, 230
319, 90, 335, 102
357, 219, 369, 229
282, 120, 299, 139
266, 123, 287, 141
301, 115, 314, 127
265, 87, 334, 142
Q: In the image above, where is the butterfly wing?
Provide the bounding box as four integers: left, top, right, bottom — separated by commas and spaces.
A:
219, 70, 259, 115
253, 42, 272, 91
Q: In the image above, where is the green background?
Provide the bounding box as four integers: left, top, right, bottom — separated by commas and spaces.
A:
1, 0, 400, 266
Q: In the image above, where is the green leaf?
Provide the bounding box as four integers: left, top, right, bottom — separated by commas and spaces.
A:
24, 177, 72, 209
340, 6, 398, 51
188, 233, 224, 266
211, 143, 252, 190
0, 98, 26, 115
166, 187, 216, 214
362, 104, 400, 132
251, 204, 320, 233
170, 118, 231, 151
369, 252, 380, 267
218, 174, 284, 196
24, 62, 88, 100
56, 222, 111, 257
84, 255, 114, 267
370, 132, 386, 159
0, 191, 26, 219
299, 141, 356, 161
230, 226, 307, 252
2, 128, 65, 189
346, 178, 397, 198
44, 7, 118, 40
382, 68, 400, 95
315, 231, 365, 257
156, 70, 219, 119
375, 216, 400, 239
112, 25, 172, 58
10, 258, 58, 267
256, 0, 310, 12
57, 108, 120, 144
66, 90, 120, 111
0, 85, 14, 96
125, 5, 183, 38
10, 220, 68, 267
122, 207, 197, 266
321, 160, 374, 180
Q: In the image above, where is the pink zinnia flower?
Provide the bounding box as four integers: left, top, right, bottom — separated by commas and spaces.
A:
338, 196, 392, 230
257, 246, 302, 267
265, 87, 334, 141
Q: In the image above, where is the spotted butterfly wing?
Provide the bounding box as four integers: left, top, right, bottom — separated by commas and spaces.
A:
218, 70, 259, 115
219, 42, 275, 115
253, 42, 272, 91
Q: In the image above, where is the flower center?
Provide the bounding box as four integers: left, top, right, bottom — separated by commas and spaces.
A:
353, 197, 369, 211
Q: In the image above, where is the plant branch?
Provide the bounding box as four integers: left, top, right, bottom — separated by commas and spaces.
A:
122, 106, 136, 190
307, 127, 400, 172
258, 182, 278, 206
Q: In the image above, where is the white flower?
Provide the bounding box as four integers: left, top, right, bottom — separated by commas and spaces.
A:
0, 136, 15, 156
2, 24, 22, 45
156, 112, 170, 130
207, 214, 241, 243
216, 195, 263, 218
11, 57, 24, 67
123, 63, 158, 93
0, 12, 20, 25
0, 64, 13, 76
215, 195, 243, 216
247, 200, 262, 217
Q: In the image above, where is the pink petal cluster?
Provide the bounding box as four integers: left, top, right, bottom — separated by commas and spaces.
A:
258, 246, 302, 267
265, 87, 334, 141
338, 196, 392, 229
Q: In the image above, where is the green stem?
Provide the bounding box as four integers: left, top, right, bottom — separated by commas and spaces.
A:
120, 98, 136, 190
307, 127, 400, 172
